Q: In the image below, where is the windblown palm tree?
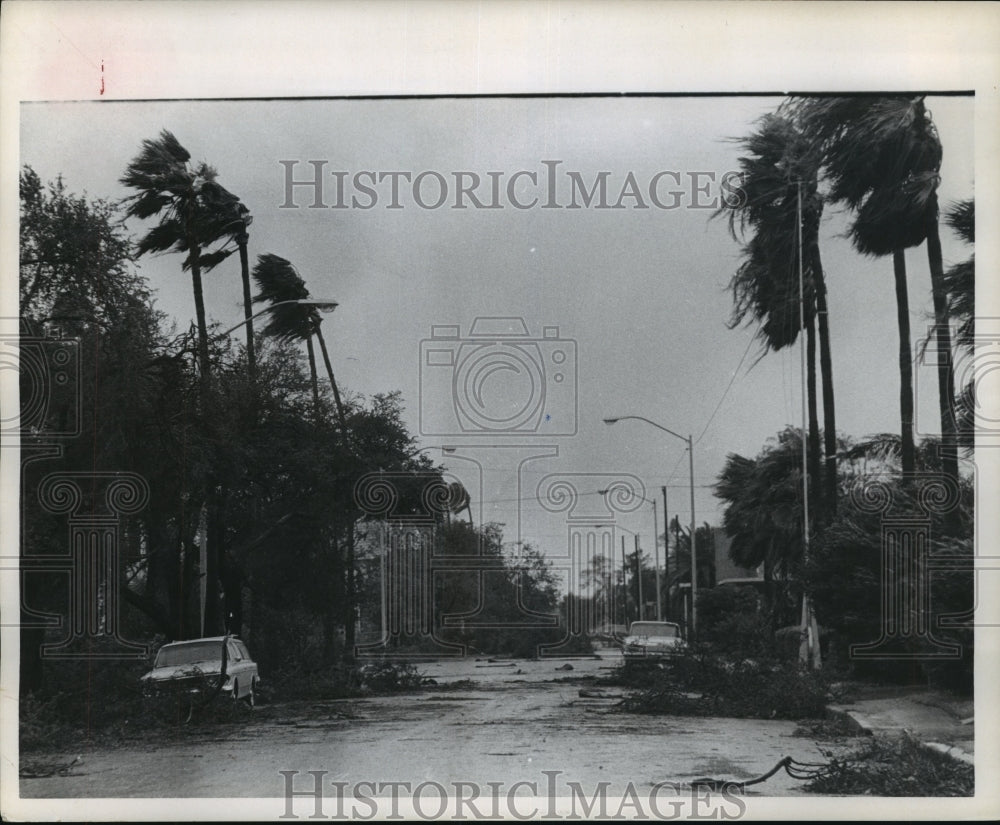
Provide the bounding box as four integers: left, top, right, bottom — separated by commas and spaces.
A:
944, 200, 974, 451
717, 113, 838, 519
251, 253, 347, 432
714, 427, 810, 621
793, 96, 955, 481
120, 130, 241, 388
120, 130, 248, 636
200, 195, 256, 378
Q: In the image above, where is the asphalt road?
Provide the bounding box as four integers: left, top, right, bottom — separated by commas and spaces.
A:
19, 650, 834, 809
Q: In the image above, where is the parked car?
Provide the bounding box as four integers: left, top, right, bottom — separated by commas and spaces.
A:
141, 635, 259, 706
620, 621, 685, 666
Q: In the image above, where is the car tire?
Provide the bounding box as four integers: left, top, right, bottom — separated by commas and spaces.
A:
245, 679, 256, 709
232, 679, 239, 703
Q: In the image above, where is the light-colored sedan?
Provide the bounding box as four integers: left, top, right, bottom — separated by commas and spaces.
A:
620, 621, 685, 666
141, 635, 260, 706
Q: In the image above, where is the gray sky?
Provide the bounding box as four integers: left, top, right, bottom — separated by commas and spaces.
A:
20, 95, 975, 571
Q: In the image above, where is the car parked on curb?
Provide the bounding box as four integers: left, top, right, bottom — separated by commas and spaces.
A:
620, 621, 685, 667
141, 635, 259, 707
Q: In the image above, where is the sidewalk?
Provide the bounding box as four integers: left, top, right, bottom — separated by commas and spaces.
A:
826, 687, 974, 765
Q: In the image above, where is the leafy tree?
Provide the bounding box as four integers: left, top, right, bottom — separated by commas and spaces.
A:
19, 166, 139, 322
18, 171, 203, 688
697, 585, 773, 658
805, 457, 973, 690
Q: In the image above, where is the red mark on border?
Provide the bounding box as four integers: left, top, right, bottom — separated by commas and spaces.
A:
100, 60, 105, 95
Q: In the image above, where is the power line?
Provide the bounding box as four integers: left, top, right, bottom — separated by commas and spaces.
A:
695, 332, 756, 446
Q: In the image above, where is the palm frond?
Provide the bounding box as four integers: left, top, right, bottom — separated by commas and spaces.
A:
251, 253, 319, 344
945, 199, 974, 244
791, 95, 943, 253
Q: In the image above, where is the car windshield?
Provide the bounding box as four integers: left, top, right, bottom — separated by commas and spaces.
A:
629, 623, 679, 638
155, 641, 224, 667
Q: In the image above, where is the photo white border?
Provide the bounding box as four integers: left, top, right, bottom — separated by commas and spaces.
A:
2, 1, 998, 820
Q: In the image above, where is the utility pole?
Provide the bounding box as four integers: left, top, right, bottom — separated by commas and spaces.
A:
634, 534, 643, 622
652, 498, 661, 621
662, 485, 670, 620
621, 535, 628, 627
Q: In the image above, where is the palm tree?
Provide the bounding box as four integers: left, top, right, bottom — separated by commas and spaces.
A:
200, 195, 256, 379
121, 130, 244, 637
120, 130, 240, 389
794, 96, 956, 482
717, 113, 838, 518
714, 428, 810, 625
943, 199, 975, 451
943, 199, 974, 347
251, 253, 348, 433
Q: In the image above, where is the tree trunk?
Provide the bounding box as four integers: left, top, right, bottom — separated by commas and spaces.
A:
893, 249, 916, 475
344, 520, 357, 658
314, 325, 348, 436
305, 335, 320, 417
189, 247, 211, 390
20, 625, 44, 695
189, 244, 225, 636
811, 241, 838, 518
806, 315, 823, 526
238, 237, 256, 380
203, 486, 226, 636
925, 205, 960, 493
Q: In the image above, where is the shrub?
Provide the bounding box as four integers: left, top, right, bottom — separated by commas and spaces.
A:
358, 660, 425, 693
805, 733, 973, 796
619, 649, 828, 720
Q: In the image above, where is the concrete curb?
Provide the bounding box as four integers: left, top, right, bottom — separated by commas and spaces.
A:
824, 704, 975, 766
825, 704, 873, 736
920, 741, 975, 766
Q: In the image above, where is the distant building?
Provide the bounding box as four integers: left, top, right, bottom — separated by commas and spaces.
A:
711, 528, 763, 586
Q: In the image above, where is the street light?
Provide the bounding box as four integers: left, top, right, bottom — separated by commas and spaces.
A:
598, 488, 662, 621
604, 415, 698, 640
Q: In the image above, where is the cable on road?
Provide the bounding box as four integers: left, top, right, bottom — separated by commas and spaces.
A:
689, 755, 834, 792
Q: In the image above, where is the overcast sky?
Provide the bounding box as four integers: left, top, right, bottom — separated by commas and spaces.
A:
20, 94, 975, 574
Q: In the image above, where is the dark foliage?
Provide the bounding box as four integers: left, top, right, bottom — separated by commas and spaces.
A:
805, 734, 973, 796
618, 649, 828, 720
